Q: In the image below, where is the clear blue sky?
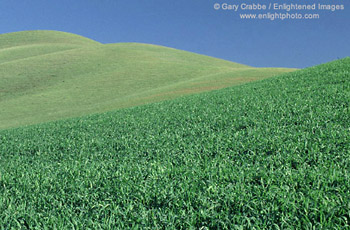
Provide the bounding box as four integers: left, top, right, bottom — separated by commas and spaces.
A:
0, 0, 349, 68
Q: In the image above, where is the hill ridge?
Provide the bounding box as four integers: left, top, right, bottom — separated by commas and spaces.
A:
0, 30, 295, 129
0, 30, 100, 49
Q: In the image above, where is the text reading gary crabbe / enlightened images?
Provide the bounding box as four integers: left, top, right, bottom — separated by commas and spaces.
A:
217, 3, 344, 12
214, 2, 345, 20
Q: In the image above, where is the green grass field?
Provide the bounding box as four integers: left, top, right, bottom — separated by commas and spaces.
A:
0, 57, 349, 229
0, 30, 294, 129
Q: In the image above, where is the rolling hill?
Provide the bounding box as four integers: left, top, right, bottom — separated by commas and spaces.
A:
0, 30, 294, 129
0, 58, 348, 228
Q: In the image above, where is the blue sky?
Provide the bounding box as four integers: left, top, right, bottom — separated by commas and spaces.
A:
0, 0, 349, 68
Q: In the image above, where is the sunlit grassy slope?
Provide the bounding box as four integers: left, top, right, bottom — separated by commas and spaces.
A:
0, 31, 292, 129
0, 58, 348, 229
0, 30, 294, 129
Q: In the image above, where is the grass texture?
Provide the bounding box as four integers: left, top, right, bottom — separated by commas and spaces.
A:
0, 30, 294, 129
0, 58, 349, 229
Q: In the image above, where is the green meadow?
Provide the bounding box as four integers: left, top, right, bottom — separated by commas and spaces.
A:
0, 30, 293, 129
0, 42, 349, 230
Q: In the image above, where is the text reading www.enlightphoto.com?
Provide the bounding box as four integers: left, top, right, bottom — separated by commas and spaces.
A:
213, 2, 345, 21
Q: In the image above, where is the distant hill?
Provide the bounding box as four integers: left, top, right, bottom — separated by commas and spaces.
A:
0, 30, 294, 129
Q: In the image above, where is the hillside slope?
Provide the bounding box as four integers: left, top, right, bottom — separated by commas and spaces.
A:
0, 30, 294, 129
0, 58, 349, 228
0, 30, 100, 49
